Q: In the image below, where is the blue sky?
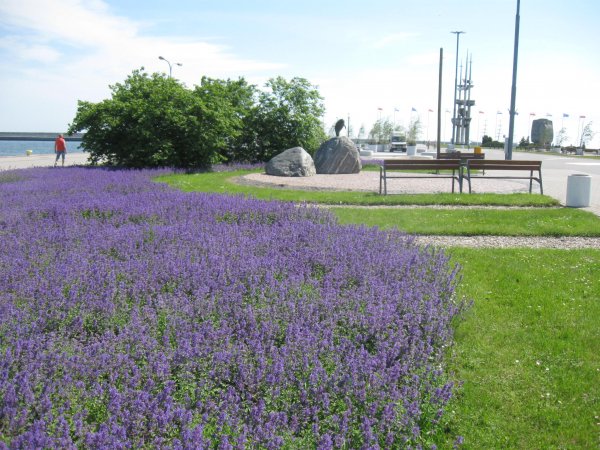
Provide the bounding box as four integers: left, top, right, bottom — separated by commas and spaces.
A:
1, 0, 599, 147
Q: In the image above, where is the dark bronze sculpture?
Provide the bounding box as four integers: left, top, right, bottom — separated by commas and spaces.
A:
334, 119, 345, 137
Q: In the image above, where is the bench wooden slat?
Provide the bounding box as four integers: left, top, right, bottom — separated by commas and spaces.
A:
468, 160, 540, 168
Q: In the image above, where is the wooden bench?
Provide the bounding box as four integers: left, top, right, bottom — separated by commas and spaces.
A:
379, 159, 463, 195
465, 159, 543, 194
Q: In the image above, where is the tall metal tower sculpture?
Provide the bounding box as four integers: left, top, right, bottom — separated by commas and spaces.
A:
450, 31, 465, 146
452, 54, 475, 146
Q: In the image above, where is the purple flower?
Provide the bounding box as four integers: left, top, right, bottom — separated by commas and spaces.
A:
0, 167, 466, 448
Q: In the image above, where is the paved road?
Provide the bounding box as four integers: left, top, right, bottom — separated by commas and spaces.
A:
484, 149, 599, 216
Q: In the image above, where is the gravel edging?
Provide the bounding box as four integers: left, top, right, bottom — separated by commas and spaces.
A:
413, 235, 600, 249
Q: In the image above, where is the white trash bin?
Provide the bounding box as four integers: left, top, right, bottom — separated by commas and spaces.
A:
566, 174, 591, 207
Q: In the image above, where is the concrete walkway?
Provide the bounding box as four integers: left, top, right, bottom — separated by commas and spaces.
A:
0, 152, 89, 170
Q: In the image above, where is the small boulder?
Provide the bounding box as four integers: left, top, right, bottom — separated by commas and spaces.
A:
314, 136, 362, 174
265, 147, 316, 177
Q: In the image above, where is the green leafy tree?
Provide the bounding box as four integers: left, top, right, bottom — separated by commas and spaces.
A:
579, 121, 595, 148
481, 135, 493, 146
369, 118, 395, 144
406, 118, 422, 145
194, 76, 257, 163
555, 127, 568, 146
247, 76, 327, 161
518, 136, 530, 148
68, 70, 234, 168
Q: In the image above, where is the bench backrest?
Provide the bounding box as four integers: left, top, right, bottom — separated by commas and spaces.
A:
466, 159, 541, 171
383, 159, 462, 170
438, 152, 485, 161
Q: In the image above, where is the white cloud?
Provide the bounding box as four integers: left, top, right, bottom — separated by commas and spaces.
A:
0, 37, 60, 63
0, 0, 284, 130
0, 0, 137, 48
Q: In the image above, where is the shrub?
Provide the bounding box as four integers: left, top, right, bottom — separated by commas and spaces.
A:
68, 71, 326, 168
0, 168, 465, 448
68, 70, 231, 169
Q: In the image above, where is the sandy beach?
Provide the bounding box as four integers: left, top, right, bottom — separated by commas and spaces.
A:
0, 152, 90, 170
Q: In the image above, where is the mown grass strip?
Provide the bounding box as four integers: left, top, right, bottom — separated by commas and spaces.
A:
436, 248, 600, 448
156, 170, 560, 207
332, 206, 600, 236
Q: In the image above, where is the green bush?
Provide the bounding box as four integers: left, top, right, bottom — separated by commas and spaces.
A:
69, 70, 229, 168
69, 71, 326, 168
245, 76, 327, 161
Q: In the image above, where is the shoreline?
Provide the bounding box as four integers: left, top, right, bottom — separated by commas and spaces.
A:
0, 152, 89, 170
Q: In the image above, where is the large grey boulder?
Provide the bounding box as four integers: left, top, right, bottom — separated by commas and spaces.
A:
265, 146, 316, 177
531, 118, 554, 145
314, 136, 362, 174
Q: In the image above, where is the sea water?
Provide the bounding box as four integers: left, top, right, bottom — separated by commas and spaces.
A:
0, 140, 84, 157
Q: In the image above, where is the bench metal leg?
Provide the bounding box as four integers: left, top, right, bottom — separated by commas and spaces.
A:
467, 170, 472, 193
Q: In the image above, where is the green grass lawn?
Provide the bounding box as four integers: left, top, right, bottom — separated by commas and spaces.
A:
332, 207, 600, 236
157, 170, 560, 206
438, 249, 600, 449
158, 169, 600, 448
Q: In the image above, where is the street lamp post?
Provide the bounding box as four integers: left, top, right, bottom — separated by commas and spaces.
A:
158, 56, 182, 78
450, 31, 465, 147
506, 0, 520, 160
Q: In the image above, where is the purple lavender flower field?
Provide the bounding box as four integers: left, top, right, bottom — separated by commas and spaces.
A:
0, 167, 464, 449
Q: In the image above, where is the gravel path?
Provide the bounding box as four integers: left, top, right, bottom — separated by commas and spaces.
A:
239, 170, 538, 194
236, 172, 600, 250
412, 235, 600, 249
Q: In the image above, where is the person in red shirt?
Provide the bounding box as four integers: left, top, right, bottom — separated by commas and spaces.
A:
54, 134, 67, 167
